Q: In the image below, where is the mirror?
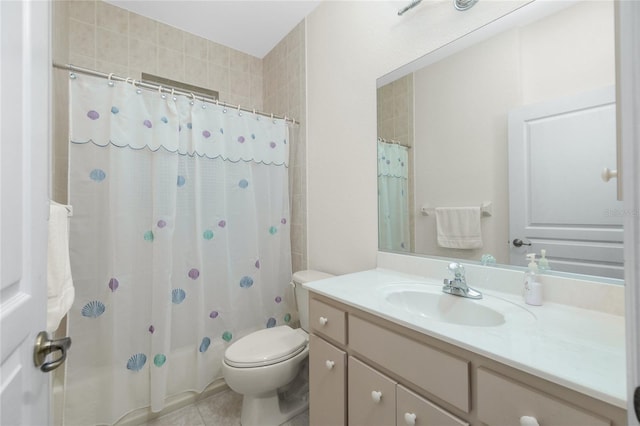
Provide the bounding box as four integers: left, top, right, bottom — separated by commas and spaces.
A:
377, 0, 623, 281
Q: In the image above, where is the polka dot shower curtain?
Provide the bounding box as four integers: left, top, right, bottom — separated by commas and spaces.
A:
378, 140, 410, 252
64, 73, 293, 425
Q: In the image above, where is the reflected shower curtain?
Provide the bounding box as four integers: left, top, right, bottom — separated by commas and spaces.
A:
64, 74, 293, 425
378, 140, 410, 251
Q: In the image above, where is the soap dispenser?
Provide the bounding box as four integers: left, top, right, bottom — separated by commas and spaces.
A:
524, 253, 543, 306
538, 249, 551, 272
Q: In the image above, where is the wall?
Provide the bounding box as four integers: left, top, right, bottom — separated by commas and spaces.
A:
306, 0, 530, 275
65, 1, 264, 107
53, 0, 307, 273
263, 22, 308, 273
413, 29, 519, 262
412, 0, 614, 264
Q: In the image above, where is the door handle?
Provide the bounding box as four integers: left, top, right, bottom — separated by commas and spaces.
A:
634, 386, 640, 422
512, 238, 532, 248
33, 331, 71, 373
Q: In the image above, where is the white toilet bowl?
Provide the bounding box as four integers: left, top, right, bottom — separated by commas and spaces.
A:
222, 327, 309, 426
222, 270, 334, 426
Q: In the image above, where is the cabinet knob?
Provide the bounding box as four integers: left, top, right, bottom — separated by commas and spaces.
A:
325, 360, 335, 370
601, 167, 618, 182
371, 390, 382, 403
520, 415, 539, 426
404, 412, 417, 425
319, 316, 328, 326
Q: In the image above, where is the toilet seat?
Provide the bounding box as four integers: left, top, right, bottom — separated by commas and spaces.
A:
224, 326, 308, 368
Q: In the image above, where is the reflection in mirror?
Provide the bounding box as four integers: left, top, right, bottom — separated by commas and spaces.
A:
377, 0, 623, 280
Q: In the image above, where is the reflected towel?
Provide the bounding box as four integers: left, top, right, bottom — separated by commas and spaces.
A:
435, 207, 483, 249
47, 202, 75, 332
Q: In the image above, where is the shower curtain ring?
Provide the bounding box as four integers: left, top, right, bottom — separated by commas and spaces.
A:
171, 88, 176, 101
189, 93, 195, 105
237, 105, 242, 116
107, 73, 114, 87
201, 96, 207, 109
132, 79, 141, 94
159, 85, 167, 99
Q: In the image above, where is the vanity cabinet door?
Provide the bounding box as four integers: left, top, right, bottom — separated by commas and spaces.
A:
348, 356, 397, 426
397, 385, 468, 426
309, 334, 346, 426
349, 315, 470, 412
310, 298, 347, 344
476, 368, 610, 426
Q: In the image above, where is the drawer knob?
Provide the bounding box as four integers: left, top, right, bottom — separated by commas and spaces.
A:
404, 412, 417, 425
520, 416, 539, 426
325, 360, 335, 370
319, 316, 328, 326
371, 390, 382, 403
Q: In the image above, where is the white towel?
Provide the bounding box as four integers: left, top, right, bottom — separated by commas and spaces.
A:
47, 202, 75, 333
435, 206, 483, 249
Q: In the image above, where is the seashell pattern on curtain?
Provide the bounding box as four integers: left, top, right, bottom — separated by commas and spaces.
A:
64, 74, 293, 425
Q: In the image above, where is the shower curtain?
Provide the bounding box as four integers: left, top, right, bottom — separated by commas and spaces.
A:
64, 74, 293, 425
378, 140, 410, 252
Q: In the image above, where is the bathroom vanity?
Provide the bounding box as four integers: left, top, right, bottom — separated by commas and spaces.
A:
305, 266, 627, 426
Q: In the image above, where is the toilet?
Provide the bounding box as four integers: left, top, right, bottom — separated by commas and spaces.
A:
222, 270, 334, 426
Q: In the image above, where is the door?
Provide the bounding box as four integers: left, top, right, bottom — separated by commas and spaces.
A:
508, 86, 624, 278
618, 1, 640, 424
0, 1, 52, 425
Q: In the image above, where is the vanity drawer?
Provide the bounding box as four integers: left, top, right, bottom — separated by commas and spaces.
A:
477, 368, 609, 426
397, 385, 468, 426
349, 315, 470, 413
348, 356, 397, 426
309, 334, 346, 426
310, 298, 347, 345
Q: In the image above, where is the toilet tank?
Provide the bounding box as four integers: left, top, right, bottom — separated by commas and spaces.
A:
292, 270, 334, 331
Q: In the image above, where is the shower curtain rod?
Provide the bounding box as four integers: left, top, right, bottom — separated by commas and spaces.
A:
378, 136, 411, 149
52, 62, 299, 125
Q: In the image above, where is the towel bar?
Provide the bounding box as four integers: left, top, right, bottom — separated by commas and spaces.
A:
421, 201, 492, 217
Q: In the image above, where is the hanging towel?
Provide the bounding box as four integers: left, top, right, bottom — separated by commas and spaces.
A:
47, 201, 75, 333
435, 206, 483, 249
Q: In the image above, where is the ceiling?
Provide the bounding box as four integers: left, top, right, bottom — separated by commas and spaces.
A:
105, 1, 321, 58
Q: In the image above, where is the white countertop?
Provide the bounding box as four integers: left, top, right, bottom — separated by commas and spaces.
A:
304, 268, 626, 409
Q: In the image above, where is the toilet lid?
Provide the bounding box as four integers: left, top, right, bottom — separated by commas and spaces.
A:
224, 326, 308, 368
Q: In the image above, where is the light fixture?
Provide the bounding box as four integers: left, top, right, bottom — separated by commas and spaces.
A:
454, 0, 479, 11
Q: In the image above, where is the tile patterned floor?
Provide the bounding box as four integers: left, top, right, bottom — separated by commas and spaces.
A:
143, 390, 309, 426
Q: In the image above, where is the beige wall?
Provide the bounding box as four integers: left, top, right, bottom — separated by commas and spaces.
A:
65, 0, 263, 107
263, 22, 308, 273
413, 29, 520, 263
54, 0, 307, 272
306, 0, 530, 275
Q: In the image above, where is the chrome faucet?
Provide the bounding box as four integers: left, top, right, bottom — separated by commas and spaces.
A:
443, 262, 482, 299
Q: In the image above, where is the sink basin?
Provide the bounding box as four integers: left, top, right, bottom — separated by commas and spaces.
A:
379, 283, 535, 327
